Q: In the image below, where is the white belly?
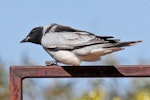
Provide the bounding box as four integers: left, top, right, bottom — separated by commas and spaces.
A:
45, 49, 80, 66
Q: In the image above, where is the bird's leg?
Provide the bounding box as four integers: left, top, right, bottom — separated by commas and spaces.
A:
45, 60, 59, 66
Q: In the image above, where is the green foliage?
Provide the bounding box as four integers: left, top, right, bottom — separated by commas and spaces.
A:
43, 79, 75, 100
0, 60, 9, 100
78, 89, 106, 100
134, 89, 150, 100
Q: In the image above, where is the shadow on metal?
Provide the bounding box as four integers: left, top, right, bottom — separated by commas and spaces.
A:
62, 66, 124, 77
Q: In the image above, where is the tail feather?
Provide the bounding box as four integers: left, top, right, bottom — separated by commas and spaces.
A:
103, 40, 142, 48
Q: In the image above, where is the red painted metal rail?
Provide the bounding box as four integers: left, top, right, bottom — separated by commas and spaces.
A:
10, 65, 150, 100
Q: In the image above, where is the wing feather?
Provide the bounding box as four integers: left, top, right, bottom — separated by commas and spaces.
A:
42, 31, 108, 50
41, 24, 116, 50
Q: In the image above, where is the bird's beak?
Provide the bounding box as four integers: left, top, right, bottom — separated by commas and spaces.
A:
20, 37, 31, 43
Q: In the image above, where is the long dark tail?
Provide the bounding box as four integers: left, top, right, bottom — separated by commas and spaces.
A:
103, 40, 142, 48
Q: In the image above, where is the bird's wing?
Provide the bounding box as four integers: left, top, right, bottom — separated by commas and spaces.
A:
41, 25, 112, 50
41, 31, 109, 50
44, 24, 113, 38
41, 24, 118, 50
45, 23, 92, 33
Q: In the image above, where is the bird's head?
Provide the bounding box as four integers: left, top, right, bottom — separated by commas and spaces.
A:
20, 26, 43, 44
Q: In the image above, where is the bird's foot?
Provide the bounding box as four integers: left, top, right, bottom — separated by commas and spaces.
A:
45, 61, 59, 66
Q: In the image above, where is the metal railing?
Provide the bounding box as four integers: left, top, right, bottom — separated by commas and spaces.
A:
10, 65, 150, 100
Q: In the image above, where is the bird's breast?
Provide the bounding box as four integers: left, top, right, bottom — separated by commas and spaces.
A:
44, 48, 80, 66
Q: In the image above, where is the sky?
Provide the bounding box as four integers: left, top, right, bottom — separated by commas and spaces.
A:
0, 0, 150, 66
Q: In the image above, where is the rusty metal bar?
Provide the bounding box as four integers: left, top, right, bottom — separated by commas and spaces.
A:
10, 65, 150, 100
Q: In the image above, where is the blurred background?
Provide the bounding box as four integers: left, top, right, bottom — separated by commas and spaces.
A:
0, 0, 150, 100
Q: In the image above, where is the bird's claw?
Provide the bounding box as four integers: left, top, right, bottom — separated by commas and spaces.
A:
45, 61, 58, 66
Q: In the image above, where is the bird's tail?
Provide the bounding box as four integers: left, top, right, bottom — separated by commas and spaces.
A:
103, 40, 142, 48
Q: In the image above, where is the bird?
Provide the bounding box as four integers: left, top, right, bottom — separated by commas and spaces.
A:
20, 23, 142, 66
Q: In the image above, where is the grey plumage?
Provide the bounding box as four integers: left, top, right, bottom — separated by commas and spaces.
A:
21, 23, 142, 66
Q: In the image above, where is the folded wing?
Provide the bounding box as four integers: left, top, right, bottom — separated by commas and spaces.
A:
42, 31, 111, 50
41, 24, 142, 50
41, 24, 113, 50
